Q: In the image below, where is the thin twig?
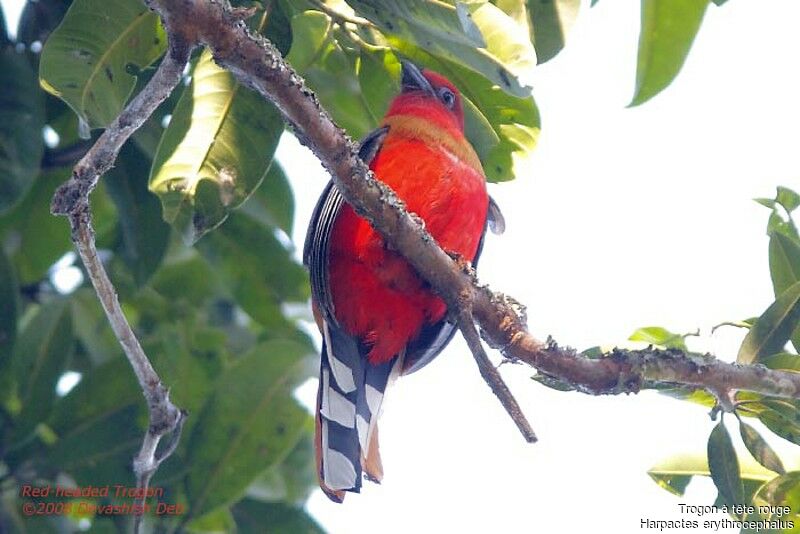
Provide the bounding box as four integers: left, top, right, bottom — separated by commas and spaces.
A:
50, 34, 195, 534
458, 307, 537, 442
307, 0, 372, 27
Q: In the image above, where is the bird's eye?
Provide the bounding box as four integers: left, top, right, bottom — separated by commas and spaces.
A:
438, 87, 456, 109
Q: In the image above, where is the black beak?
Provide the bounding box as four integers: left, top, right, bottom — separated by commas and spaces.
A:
400, 60, 435, 97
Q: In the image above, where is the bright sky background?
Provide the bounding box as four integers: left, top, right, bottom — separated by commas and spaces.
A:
3, 0, 800, 532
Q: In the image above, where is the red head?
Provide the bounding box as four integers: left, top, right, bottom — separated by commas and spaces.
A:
385, 61, 465, 134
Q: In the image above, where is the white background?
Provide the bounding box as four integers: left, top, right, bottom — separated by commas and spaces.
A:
4, 0, 800, 532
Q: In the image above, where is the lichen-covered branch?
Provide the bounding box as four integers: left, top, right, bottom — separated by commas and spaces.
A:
50, 34, 192, 534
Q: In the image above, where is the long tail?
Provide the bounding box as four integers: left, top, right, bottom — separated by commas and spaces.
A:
315, 321, 403, 502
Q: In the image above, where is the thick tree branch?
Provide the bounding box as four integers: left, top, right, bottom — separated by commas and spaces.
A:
50, 34, 192, 533
137, 0, 800, 426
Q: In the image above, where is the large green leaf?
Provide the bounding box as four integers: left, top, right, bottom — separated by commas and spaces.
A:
752, 472, 800, 524
69, 288, 124, 366
769, 232, 800, 353
393, 44, 539, 182
9, 300, 73, 446
358, 45, 402, 127
757, 399, 800, 447
186, 508, 237, 533
146, 322, 225, 439
649, 452, 779, 497
0, 248, 18, 362
738, 282, 800, 364
232, 500, 324, 534
770, 233, 800, 297
631, 0, 709, 106
739, 420, 785, 475
0, 170, 70, 284
0, 48, 45, 213
708, 420, 744, 506
197, 212, 308, 329
38, 0, 166, 128
149, 49, 284, 244
0, 3, 7, 46
346, 0, 536, 97
184, 340, 315, 519
287, 11, 375, 138
238, 162, 295, 236
246, 427, 316, 505
106, 143, 170, 285
495, 0, 581, 64
0, 168, 116, 285
46, 358, 144, 486
150, 255, 219, 307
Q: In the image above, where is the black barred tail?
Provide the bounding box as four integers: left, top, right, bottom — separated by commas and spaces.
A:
315, 321, 402, 502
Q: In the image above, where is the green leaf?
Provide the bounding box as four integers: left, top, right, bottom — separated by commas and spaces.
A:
146, 322, 224, 428
739, 420, 785, 475
529, 0, 581, 64
777, 186, 800, 214
106, 143, 170, 285
752, 471, 800, 521
9, 300, 73, 445
185, 340, 315, 519
149, 49, 284, 244
0, 3, 7, 46
649, 453, 776, 497
186, 507, 237, 533
0, 248, 18, 362
238, 162, 296, 236
46, 358, 144, 486
69, 288, 124, 366
631, 0, 709, 106
49, 358, 140, 436
150, 255, 219, 307
494, 0, 581, 64
707, 420, 744, 506
770, 233, 800, 298
358, 45, 402, 124
0, 48, 45, 214
393, 44, 539, 182
0, 168, 116, 286
762, 353, 800, 372
38, 0, 166, 128
756, 198, 777, 209
197, 212, 308, 329
346, 0, 536, 97
757, 400, 800, 447
628, 326, 688, 350
232, 500, 324, 534
738, 282, 800, 364
246, 428, 316, 505
769, 233, 800, 353
287, 12, 374, 137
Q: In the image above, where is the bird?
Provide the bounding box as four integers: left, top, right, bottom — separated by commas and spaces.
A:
303, 60, 503, 502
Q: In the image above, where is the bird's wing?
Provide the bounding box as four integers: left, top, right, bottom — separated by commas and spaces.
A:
303, 126, 390, 325
306, 127, 392, 502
